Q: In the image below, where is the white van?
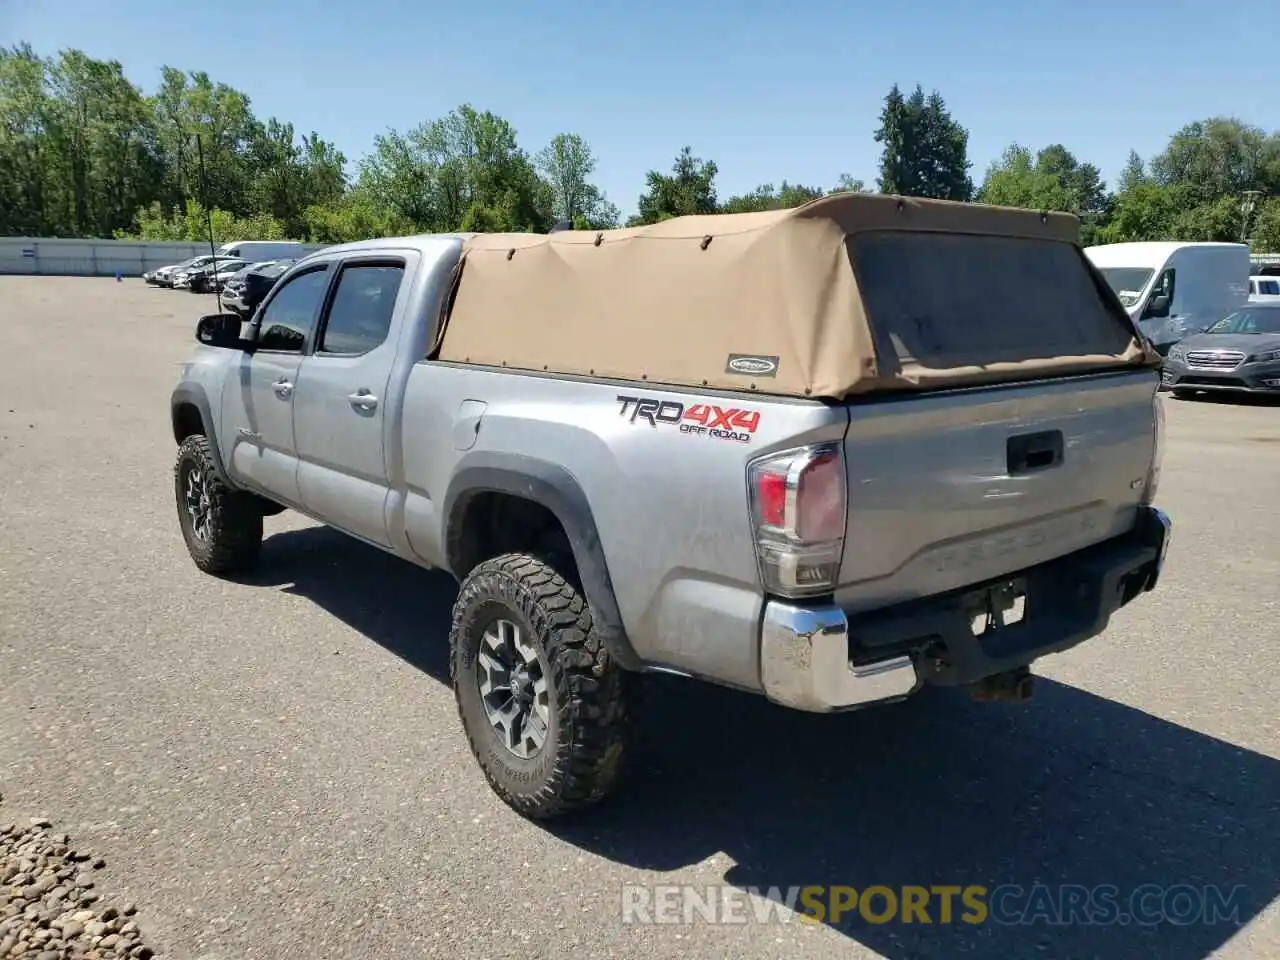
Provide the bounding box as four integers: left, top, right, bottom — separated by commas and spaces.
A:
215, 240, 324, 261
1084, 241, 1250, 352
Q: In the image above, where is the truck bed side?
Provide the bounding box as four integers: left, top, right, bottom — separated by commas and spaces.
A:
397, 364, 847, 691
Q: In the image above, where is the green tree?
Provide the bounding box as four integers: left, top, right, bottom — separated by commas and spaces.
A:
1034, 144, 1107, 219
1252, 198, 1280, 252
719, 181, 823, 213
630, 146, 718, 225
44, 50, 161, 237
1, 44, 166, 238
357, 128, 438, 228
124, 198, 286, 242
0, 43, 55, 235
359, 104, 552, 233
1150, 117, 1279, 204
303, 186, 414, 243
244, 118, 347, 237
978, 144, 1067, 209
828, 174, 869, 194
150, 66, 258, 216
17, 38, 1280, 255
534, 133, 619, 228
977, 142, 1109, 241
1101, 119, 1280, 245
874, 83, 972, 201
1096, 184, 1187, 243
1116, 150, 1150, 194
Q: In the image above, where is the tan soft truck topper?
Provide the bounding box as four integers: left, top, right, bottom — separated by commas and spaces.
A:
437, 192, 1158, 399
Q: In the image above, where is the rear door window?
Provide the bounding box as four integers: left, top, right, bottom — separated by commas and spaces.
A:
317, 262, 405, 355
848, 232, 1136, 374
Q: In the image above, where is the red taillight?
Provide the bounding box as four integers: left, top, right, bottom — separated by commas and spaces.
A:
756, 469, 788, 528
748, 443, 847, 598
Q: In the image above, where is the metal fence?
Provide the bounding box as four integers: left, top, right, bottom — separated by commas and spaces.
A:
0, 237, 218, 277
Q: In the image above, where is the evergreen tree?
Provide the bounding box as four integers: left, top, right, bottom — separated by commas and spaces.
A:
874, 83, 973, 201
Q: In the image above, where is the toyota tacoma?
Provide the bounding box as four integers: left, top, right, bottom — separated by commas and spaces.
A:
169, 193, 1173, 819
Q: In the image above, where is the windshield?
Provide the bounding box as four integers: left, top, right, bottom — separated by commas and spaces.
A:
1206, 308, 1280, 335
1096, 267, 1155, 307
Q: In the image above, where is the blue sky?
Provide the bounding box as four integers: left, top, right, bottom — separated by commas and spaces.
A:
5, 0, 1272, 218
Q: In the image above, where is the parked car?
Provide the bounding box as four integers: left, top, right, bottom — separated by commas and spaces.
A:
214, 260, 273, 307
189, 259, 251, 294
219, 259, 294, 316
1161, 299, 1280, 398
147, 255, 222, 288
171, 195, 1171, 820
174, 258, 247, 291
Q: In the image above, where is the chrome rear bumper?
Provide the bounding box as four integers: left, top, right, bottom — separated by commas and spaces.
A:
759, 506, 1173, 713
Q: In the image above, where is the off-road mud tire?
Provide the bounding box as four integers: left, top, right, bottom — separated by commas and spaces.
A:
174, 434, 263, 576
450, 552, 630, 819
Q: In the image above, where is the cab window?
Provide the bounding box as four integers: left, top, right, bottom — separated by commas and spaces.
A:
256, 266, 330, 352
317, 262, 404, 355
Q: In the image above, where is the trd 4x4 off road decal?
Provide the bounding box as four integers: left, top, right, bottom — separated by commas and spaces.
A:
615, 395, 760, 444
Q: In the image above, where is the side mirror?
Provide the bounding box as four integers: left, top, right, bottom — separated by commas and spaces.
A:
1143, 294, 1171, 319
196, 313, 250, 350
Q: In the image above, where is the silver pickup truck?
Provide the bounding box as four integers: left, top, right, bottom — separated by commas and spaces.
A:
170, 193, 1173, 819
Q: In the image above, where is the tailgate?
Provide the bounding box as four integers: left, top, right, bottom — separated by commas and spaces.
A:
834, 371, 1157, 613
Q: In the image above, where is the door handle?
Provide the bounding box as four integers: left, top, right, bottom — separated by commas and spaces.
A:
348, 390, 379, 411
272, 378, 293, 399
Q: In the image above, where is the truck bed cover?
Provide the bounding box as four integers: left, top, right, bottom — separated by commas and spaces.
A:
437, 192, 1159, 400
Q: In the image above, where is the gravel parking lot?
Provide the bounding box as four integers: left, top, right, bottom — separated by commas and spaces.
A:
1, 276, 1278, 960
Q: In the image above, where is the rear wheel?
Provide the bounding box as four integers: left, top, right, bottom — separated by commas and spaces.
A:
450, 553, 630, 819
174, 434, 263, 576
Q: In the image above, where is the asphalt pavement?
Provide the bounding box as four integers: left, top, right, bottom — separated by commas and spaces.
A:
1, 277, 1277, 960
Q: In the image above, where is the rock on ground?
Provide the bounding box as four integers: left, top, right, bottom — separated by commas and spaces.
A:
0, 799, 158, 960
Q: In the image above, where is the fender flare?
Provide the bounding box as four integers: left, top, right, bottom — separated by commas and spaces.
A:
442, 453, 644, 671
170, 384, 234, 487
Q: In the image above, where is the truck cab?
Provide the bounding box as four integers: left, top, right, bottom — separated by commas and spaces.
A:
1085, 241, 1250, 354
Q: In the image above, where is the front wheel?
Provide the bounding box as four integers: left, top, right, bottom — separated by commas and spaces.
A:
174, 434, 263, 576
1170, 388, 1198, 400
450, 553, 631, 819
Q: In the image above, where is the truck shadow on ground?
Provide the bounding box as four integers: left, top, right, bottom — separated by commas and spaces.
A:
250, 525, 1279, 960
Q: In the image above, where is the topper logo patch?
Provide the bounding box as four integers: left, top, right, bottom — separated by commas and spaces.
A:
725, 354, 779, 377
